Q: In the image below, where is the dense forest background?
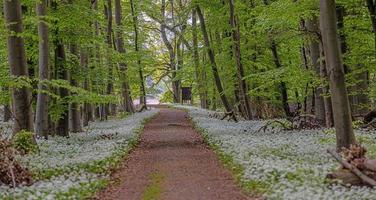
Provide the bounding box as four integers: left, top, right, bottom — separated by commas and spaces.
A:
1, 0, 376, 149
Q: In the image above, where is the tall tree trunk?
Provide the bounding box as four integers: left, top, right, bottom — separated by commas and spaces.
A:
69, 45, 82, 132
196, 5, 236, 121
337, 5, 369, 115
3, 0, 34, 134
263, 0, 292, 118
35, 0, 50, 138
170, 0, 181, 103
52, 0, 69, 137
306, 18, 326, 124
130, 0, 147, 111
192, 8, 208, 109
270, 41, 293, 117
114, 0, 134, 113
319, 43, 334, 127
229, 0, 252, 119
160, 0, 180, 103
81, 48, 92, 127
93, 0, 108, 120
336, 6, 357, 114
104, 0, 116, 115
320, 0, 356, 149
55, 43, 69, 137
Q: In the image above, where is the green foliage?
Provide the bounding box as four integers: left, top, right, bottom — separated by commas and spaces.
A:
12, 131, 38, 155
160, 90, 173, 103
117, 111, 130, 119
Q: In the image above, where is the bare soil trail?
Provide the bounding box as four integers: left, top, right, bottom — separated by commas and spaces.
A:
97, 107, 252, 200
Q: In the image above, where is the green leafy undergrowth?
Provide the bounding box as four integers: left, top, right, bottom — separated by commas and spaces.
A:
12, 130, 38, 154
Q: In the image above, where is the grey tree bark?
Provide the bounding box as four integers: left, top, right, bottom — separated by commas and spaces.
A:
320, 0, 356, 149
81, 48, 92, 127
55, 43, 69, 137
160, 0, 180, 103
35, 0, 50, 138
52, 0, 69, 137
130, 0, 147, 111
3, 0, 34, 134
196, 5, 237, 121
104, 0, 116, 116
319, 43, 334, 128
306, 18, 326, 124
192, 8, 208, 109
270, 41, 293, 117
68, 45, 82, 132
229, 0, 253, 120
114, 0, 134, 113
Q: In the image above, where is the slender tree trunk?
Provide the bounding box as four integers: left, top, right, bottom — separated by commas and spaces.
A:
306, 18, 326, 124
55, 43, 69, 137
114, 0, 134, 113
105, 0, 116, 116
92, 0, 108, 120
130, 0, 147, 111
319, 43, 334, 127
229, 0, 252, 119
337, 5, 369, 115
69, 45, 82, 132
263, 0, 292, 118
51, 0, 69, 137
196, 5, 236, 121
270, 41, 293, 117
320, 0, 356, 149
4, 0, 34, 134
81, 48, 91, 127
160, 0, 180, 103
192, 8, 208, 109
35, 0, 50, 138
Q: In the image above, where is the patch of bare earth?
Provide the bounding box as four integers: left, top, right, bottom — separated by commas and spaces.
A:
96, 107, 252, 200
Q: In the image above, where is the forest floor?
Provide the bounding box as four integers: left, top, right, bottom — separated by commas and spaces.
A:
97, 107, 251, 200
0, 109, 159, 199
177, 105, 376, 200
4, 106, 376, 199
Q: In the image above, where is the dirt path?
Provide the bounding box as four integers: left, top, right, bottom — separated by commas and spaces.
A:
97, 108, 251, 200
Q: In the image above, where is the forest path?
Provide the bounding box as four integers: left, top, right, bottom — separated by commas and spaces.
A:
97, 107, 251, 200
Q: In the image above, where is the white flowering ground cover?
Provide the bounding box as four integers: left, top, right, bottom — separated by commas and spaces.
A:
0, 109, 159, 200
176, 105, 376, 200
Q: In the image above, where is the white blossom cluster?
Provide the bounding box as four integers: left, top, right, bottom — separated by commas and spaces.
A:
177, 105, 376, 200
0, 109, 159, 199
0, 120, 12, 140
24, 109, 158, 171
0, 171, 105, 199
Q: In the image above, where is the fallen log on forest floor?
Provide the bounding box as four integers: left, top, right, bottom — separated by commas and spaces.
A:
327, 148, 376, 187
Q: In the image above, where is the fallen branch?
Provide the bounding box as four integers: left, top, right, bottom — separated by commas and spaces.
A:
327, 149, 376, 187
8, 162, 16, 188
221, 111, 238, 122
257, 120, 293, 133
361, 118, 376, 129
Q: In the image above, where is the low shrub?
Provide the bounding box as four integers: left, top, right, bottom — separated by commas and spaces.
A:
12, 130, 38, 155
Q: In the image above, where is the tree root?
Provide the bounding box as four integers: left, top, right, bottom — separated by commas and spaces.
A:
137, 104, 148, 113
